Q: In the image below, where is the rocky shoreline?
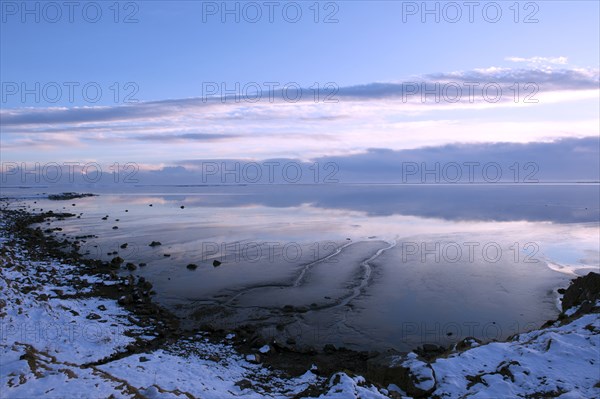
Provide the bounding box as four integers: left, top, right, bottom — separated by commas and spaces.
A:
1, 197, 599, 398
0, 206, 377, 378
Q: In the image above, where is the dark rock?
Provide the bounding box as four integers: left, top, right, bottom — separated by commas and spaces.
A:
112, 226, 118, 230
48, 192, 95, 200
234, 379, 253, 390
139, 356, 150, 362
323, 344, 337, 353
125, 262, 137, 271
366, 352, 436, 398
120, 243, 128, 249
139, 262, 147, 267
455, 337, 482, 351
422, 343, 442, 352
245, 354, 260, 364
86, 313, 102, 320
186, 263, 198, 270
118, 295, 133, 305
561, 272, 600, 313
149, 241, 161, 247
212, 260, 221, 267
110, 257, 124, 267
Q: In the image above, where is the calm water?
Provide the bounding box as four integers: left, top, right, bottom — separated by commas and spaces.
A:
3, 184, 599, 351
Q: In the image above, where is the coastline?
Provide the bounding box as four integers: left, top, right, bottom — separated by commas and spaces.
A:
1, 198, 599, 398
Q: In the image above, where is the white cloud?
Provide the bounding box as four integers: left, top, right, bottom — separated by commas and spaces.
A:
1, 65, 598, 162
505, 56, 569, 66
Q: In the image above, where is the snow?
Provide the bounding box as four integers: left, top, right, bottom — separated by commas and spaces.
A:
245, 354, 259, 363
431, 314, 600, 398
400, 353, 436, 392
310, 373, 394, 399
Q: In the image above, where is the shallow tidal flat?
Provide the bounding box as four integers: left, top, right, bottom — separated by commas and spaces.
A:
8, 184, 599, 352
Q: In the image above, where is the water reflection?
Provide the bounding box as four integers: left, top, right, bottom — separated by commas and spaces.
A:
14, 184, 600, 351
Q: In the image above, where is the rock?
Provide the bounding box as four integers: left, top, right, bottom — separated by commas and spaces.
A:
97, 305, 107, 311
139, 262, 147, 267
48, 192, 95, 200
180, 206, 185, 209
258, 344, 271, 354
163, 254, 171, 257
234, 379, 253, 390
282, 305, 294, 313
112, 226, 118, 230
323, 344, 336, 353
125, 262, 137, 271
561, 272, 600, 313
149, 241, 162, 247
422, 343, 441, 352
120, 243, 128, 249
110, 257, 124, 267
245, 354, 260, 364
139, 356, 150, 362
418, 343, 446, 359
186, 263, 198, 270
366, 352, 436, 398
212, 260, 222, 267
455, 337, 482, 351
86, 313, 102, 320
118, 295, 133, 305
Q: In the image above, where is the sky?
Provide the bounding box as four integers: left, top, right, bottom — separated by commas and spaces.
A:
0, 0, 599, 177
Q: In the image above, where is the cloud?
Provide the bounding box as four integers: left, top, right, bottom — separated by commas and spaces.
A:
1, 66, 597, 129
3, 137, 597, 187
505, 56, 569, 66
132, 133, 240, 142
1, 64, 598, 161
320, 136, 600, 183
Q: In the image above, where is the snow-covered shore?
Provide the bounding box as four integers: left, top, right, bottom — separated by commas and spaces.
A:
1, 207, 599, 398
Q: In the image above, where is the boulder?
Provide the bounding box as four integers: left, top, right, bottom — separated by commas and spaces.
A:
367, 351, 436, 398
245, 354, 260, 364
561, 272, 600, 313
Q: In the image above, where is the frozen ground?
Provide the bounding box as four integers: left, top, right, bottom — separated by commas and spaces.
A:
1, 211, 599, 398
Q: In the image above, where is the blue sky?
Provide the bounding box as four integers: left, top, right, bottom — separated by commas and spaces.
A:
1, 1, 599, 169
